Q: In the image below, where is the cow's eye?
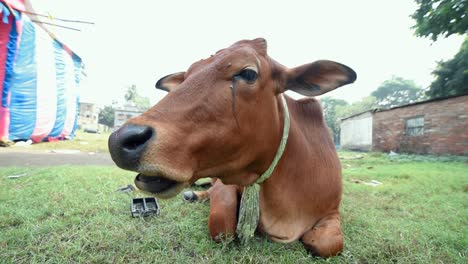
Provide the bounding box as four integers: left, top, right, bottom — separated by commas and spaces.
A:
235, 69, 258, 84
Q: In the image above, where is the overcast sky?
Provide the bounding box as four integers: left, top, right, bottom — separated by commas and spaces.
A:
33, 0, 464, 106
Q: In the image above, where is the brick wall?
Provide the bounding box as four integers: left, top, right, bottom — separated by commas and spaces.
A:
372, 95, 468, 155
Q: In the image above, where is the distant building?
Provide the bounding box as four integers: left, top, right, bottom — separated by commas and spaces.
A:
77, 102, 99, 131
340, 110, 376, 151
114, 103, 143, 130
340, 95, 468, 155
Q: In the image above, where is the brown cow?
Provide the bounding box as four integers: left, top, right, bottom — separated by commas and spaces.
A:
108, 38, 356, 257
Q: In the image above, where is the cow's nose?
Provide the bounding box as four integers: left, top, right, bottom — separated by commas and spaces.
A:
108, 124, 154, 170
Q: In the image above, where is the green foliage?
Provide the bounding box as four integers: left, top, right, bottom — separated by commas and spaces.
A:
124, 84, 137, 102
336, 96, 378, 119
98, 105, 115, 127
412, 0, 468, 41
426, 37, 468, 98
125, 84, 150, 110
1, 153, 467, 263
371, 76, 426, 109
320, 97, 348, 143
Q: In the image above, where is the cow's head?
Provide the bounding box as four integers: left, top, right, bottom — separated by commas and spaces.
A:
108, 38, 356, 198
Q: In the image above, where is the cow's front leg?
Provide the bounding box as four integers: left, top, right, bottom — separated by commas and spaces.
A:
207, 179, 239, 241
300, 213, 343, 257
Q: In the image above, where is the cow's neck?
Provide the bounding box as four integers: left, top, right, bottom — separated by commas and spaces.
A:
256, 94, 290, 185
235, 94, 291, 243
258, 96, 342, 240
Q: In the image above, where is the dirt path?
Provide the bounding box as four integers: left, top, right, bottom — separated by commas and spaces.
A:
0, 149, 114, 167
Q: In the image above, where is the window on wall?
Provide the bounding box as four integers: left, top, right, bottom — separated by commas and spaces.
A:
405, 116, 424, 136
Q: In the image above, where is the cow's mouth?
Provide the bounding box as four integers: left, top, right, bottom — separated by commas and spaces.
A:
134, 173, 185, 198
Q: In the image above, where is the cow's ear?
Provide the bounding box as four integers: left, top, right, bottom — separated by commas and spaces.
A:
283, 60, 356, 96
155, 72, 185, 92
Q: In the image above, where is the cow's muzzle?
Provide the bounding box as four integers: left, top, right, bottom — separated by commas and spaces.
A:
108, 124, 188, 198
134, 174, 178, 193
108, 124, 154, 171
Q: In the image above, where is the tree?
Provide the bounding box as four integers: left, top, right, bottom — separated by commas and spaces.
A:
124, 85, 137, 102
426, 37, 468, 98
371, 76, 425, 109
320, 97, 348, 143
125, 84, 150, 110
412, 0, 468, 41
98, 105, 115, 127
336, 96, 378, 119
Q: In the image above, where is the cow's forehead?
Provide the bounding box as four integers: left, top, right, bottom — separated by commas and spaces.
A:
186, 43, 265, 76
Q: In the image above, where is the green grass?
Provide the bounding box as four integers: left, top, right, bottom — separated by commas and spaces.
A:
11, 130, 111, 153
0, 153, 467, 263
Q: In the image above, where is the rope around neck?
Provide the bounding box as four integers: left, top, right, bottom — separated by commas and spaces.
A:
236, 94, 290, 244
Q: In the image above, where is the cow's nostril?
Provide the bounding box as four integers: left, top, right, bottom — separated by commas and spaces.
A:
122, 127, 153, 151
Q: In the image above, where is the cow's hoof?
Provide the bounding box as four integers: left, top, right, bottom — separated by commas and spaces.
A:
183, 191, 198, 202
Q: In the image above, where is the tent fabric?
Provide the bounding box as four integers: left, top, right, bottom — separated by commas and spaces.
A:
49, 40, 67, 138
8, 16, 37, 141
0, 8, 20, 141
1, 0, 25, 12
60, 48, 78, 139
31, 22, 57, 142
0, 13, 13, 140
0, 2, 83, 143
70, 55, 82, 138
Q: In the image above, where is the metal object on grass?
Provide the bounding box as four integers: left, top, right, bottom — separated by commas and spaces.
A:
116, 184, 135, 193
131, 197, 160, 217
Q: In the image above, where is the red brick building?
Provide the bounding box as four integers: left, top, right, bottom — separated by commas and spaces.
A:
341, 95, 468, 155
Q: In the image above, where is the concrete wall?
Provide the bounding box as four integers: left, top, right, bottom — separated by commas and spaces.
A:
373, 95, 468, 155
340, 111, 373, 151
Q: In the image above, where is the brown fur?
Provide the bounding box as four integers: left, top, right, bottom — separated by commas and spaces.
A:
109, 38, 356, 257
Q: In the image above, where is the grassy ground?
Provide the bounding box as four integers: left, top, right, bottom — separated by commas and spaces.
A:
9, 130, 110, 153
1, 152, 467, 263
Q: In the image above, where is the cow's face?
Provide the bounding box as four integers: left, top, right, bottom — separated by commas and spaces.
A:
108, 38, 356, 198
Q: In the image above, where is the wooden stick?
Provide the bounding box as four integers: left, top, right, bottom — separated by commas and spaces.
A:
24, 11, 94, 24
31, 20, 81, 31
